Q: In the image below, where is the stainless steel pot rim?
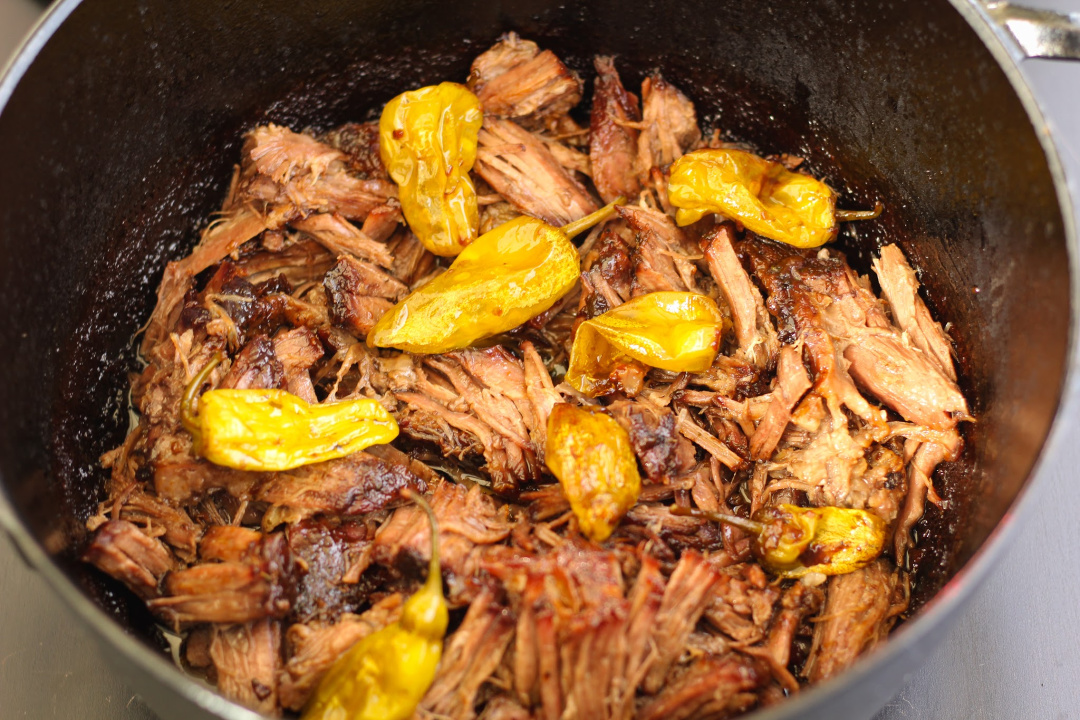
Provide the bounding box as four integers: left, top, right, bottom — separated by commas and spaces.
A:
0, 0, 1076, 718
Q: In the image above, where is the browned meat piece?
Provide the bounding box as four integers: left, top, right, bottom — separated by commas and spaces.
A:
237, 125, 395, 224
636, 654, 765, 720
152, 457, 257, 505
278, 594, 403, 711
618, 205, 700, 294
703, 563, 780, 645
319, 121, 386, 179
237, 238, 335, 288
482, 544, 628, 720
704, 225, 778, 369
521, 341, 560, 457
273, 326, 323, 403
749, 344, 811, 459
149, 532, 296, 625
767, 408, 876, 510
873, 244, 957, 380
453, 345, 541, 446
291, 212, 394, 268
843, 334, 968, 431
199, 526, 262, 562
804, 558, 907, 682
257, 451, 428, 530
675, 407, 743, 470
284, 517, 375, 622
359, 200, 402, 243
590, 57, 642, 203
375, 481, 512, 595
468, 33, 583, 128
96, 489, 202, 562
144, 124, 395, 354
637, 73, 701, 173
387, 229, 438, 288
608, 399, 686, 482
620, 556, 665, 710
395, 391, 486, 460
642, 550, 722, 693
220, 335, 285, 390
478, 696, 534, 720
210, 619, 282, 716
741, 582, 823, 692
584, 226, 634, 301
422, 588, 515, 719
475, 117, 598, 226
323, 254, 407, 337
83, 520, 175, 599
622, 503, 725, 552
894, 429, 962, 559
742, 238, 968, 431
143, 208, 270, 352
395, 351, 543, 494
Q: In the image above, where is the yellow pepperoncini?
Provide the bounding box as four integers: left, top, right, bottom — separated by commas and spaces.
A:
379, 82, 484, 256
674, 504, 887, 579
544, 403, 642, 542
668, 148, 839, 248
369, 198, 624, 354
303, 489, 447, 720
181, 354, 398, 472
565, 291, 727, 397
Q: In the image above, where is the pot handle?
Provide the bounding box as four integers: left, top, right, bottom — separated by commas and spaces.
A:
983, 2, 1080, 60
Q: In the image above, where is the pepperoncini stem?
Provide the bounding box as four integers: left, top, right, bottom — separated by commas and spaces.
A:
671, 506, 764, 534
180, 352, 223, 436
835, 202, 884, 222
560, 196, 626, 239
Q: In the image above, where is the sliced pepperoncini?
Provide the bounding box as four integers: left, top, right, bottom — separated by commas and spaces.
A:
369, 199, 624, 354
545, 403, 642, 542
674, 504, 887, 578
182, 354, 398, 472
303, 489, 447, 720
379, 82, 483, 256
668, 148, 838, 248
566, 291, 726, 397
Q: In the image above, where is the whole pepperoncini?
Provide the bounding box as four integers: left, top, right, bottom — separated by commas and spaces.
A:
674, 504, 887, 579
379, 82, 484, 256
566, 291, 727, 397
369, 198, 624, 354
302, 489, 447, 720
668, 148, 840, 248
182, 354, 399, 472
544, 403, 642, 542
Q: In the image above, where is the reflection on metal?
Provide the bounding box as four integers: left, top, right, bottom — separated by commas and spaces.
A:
985, 2, 1080, 60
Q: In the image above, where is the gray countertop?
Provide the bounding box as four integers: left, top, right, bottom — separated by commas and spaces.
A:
2, 0, 1080, 718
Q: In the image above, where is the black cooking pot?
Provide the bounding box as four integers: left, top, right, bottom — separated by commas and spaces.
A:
0, 0, 1075, 718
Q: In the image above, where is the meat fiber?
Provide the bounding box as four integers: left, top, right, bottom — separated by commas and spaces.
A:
590, 57, 642, 203
469, 33, 583, 128
475, 117, 599, 226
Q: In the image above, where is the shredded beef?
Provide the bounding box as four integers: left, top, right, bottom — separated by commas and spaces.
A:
88, 38, 971, 719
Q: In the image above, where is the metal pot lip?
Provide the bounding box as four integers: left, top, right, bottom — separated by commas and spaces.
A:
0, 0, 1077, 719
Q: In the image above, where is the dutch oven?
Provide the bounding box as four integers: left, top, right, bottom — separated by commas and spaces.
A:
0, 0, 1076, 718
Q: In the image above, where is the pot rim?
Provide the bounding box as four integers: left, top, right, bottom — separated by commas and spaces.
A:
0, 0, 1076, 718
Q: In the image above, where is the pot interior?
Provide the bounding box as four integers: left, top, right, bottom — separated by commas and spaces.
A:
0, 0, 1069, 689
